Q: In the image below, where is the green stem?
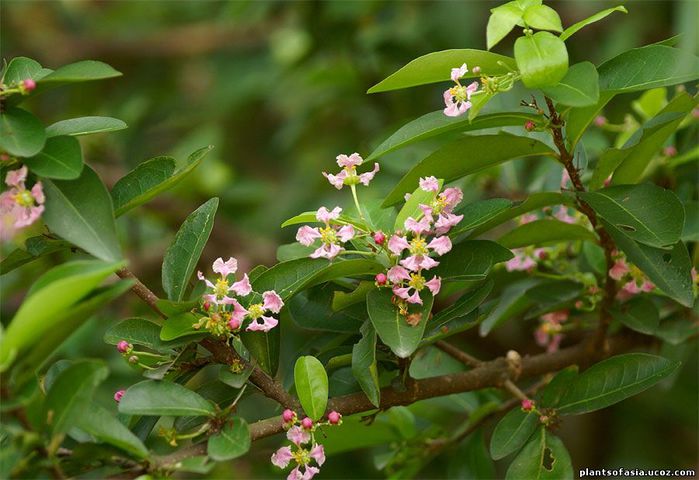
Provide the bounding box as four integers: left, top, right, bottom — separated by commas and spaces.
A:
340, 250, 376, 257
350, 184, 366, 221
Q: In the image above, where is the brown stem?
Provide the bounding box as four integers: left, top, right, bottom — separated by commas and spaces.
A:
116, 268, 166, 319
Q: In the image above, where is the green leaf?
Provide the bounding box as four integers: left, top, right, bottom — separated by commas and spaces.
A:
506, 428, 573, 479
541, 62, 599, 107
449, 431, 497, 480
44, 360, 109, 434
240, 327, 279, 377
159, 312, 203, 341
39, 60, 121, 85
46, 116, 127, 137
162, 198, 219, 301
514, 32, 569, 88
611, 297, 659, 335
429, 279, 493, 330
367, 112, 539, 162
294, 356, 329, 420
112, 146, 213, 217
0, 236, 71, 275
558, 353, 680, 415
487, 3, 522, 50
0, 107, 46, 157
490, 407, 539, 460
24, 135, 83, 179
450, 198, 513, 236
105, 317, 195, 352
0, 260, 121, 371
207, 418, 251, 461
564, 91, 615, 150
288, 285, 365, 333
480, 279, 539, 336
579, 184, 684, 248
367, 288, 434, 358
367, 49, 517, 93
352, 320, 381, 408
560, 6, 627, 40
499, 219, 597, 248
598, 45, 699, 92
218, 364, 253, 389
395, 179, 442, 231
682, 201, 699, 242
2, 57, 44, 85
119, 380, 216, 417
43, 166, 122, 261
432, 240, 513, 280
280, 211, 367, 230
75, 404, 149, 458
383, 134, 556, 206
537, 366, 578, 407
602, 221, 694, 307
522, 4, 562, 32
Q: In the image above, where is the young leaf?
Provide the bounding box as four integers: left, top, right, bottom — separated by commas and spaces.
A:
579, 184, 684, 248
162, 198, 219, 301
46, 116, 127, 137
498, 219, 597, 248
0, 107, 46, 157
560, 5, 627, 40
367, 49, 517, 93
394, 179, 442, 231
558, 354, 680, 415
505, 428, 573, 479
352, 320, 381, 408
514, 31, 569, 88
207, 418, 251, 461
487, 3, 522, 50
522, 4, 562, 32
541, 62, 599, 107
383, 134, 556, 206
75, 404, 149, 459
611, 297, 659, 335
43, 166, 122, 261
294, 356, 329, 420
490, 407, 539, 460
44, 360, 109, 434
118, 380, 216, 417
367, 288, 434, 358
24, 135, 83, 179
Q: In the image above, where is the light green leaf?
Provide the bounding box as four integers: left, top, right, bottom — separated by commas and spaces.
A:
611, 297, 659, 335
541, 62, 599, 107
498, 219, 597, 248
368, 49, 517, 94
383, 134, 556, 206
207, 418, 251, 461
162, 198, 218, 301
514, 31, 568, 88
506, 428, 573, 479
75, 404, 149, 458
0, 107, 46, 157
39, 60, 121, 85
395, 179, 442, 231
558, 353, 680, 415
159, 312, 203, 341
367, 288, 434, 358
46, 116, 127, 137
490, 407, 538, 460
522, 4, 562, 32
0, 236, 71, 275
24, 135, 83, 179
352, 320, 380, 408
433, 240, 513, 280
218, 364, 253, 389
294, 356, 329, 420
560, 5, 627, 40
579, 184, 684, 248
119, 380, 216, 417
280, 211, 366, 230
487, 3, 523, 50
43, 166, 122, 261
2, 57, 44, 85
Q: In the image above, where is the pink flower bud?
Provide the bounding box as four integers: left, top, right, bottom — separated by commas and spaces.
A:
114, 389, 125, 403
327, 411, 342, 425
524, 121, 535, 132
594, 115, 607, 127
373, 231, 386, 245
472, 66, 481, 74
228, 317, 241, 330
375, 273, 387, 286
117, 340, 131, 353
203, 301, 211, 311
663, 145, 677, 157
0, 153, 9, 162
521, 399, 535, 412
282, 409, 296, 423
301, 417, 313, 430
575, 300, 584, 309
22, 79, 36, 91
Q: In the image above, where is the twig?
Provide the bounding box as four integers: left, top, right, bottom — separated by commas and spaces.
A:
116, 268, 166, 319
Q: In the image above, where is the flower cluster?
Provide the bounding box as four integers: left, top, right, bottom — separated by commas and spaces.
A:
322, 153, 379, 190
0, 77, 36, 98
608, 252, 655, 300
296, 207, 355, 259
534, 310, 568, 352
195, 257, 284, 335
271, 409, 342, 480
0, 166, 45, 241
443, 63, 479, 117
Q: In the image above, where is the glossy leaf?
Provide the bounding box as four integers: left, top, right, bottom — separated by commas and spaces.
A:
352, 320, 381, 408
294, 356, 329, 420
514, 32, 568, 88
207, 418, 251, 461
490, 407, 538, 460
522, 4, 562, 32
564, 91, 615, 150
506, 428, 573, 479
450, 198, 513, 236
367, 49, 517, 93
383, 134, 556, 206
498, 219, 597, 248
429, 279, 492, 329
218, 364, 253, 389
119, 380, 216, 417
541, 62, 599, 107
537, 366, 579, 408
39, 60, 121, 85
2, 57, 44, 85
75, 405, 149, 458
487, 3, 522, 50
480, 278, 540, 336
611, 297, 659, 335
105, 318, 190, 352
24, 135, 83, 179
46, 116, 127, 137
162, 198, 219, 301
160, 312, 203, 341
433, 240, 513, 280
560, 5, 627, 40
367, 288, 434, 358
579, 184, 684, 248
0, 107, 46, 157
43, 166, 122, 261
558, 353, 680, 415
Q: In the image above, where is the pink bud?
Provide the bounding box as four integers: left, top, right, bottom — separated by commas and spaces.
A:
373, 231, 386, 245
22, 79, 36, 91
117, 341, 131, 353
114, 389, 125, 403
282, 409, 296, 423
375, 273, 387, 286
575, 300, 584, 309
228, 317, 241, 330
0, 153, 9, 162
472, 66, 481, 74
693, 107, 699, 119
594, 115, 607, 127
301, 417, 313, 430
663, 145, 677, 157
521, 399, 535, 412
203, 301, 211, 311
327, 411, 342, 425
524, 121, 535, 132
537, 250, 548, 260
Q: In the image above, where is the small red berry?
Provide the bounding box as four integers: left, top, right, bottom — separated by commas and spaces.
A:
521, 399, 535, 412
375, 273, 387, 286
114, 389, 125, 403
373, 231, 386, 245
301, 417, 313, 430
524, 121, 535, 132
282, 409, 296, 423
327, 411, 342, 425
117, 340, 131, 354
22, 79, 36, 91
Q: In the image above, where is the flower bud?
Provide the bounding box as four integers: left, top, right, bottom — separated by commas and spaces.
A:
521, 399, 535, 412
114, 389, 125, 403
375, 273, 387, 286
575, 300, 584, 309
117, 340, 132, 354
594, 115, 607, 127
524, 120, 535, 132
282, 409, 296, 423
22, 79, 36, 92
128, 355, 139, 364
228, 317, 241, 330
203, 301, 211, 312
373, 231, 386, 245
301, 417, 313, 430
472, 66, 481, 74
327, 411, 342, 425
663, 145, 677, 157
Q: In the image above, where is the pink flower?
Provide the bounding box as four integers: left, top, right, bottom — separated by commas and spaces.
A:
272, 446, 293, 468
0, 166, 45, 238
288, 466, 320, 480
245, 315, 278, 332
310, 444, 325, 466
541, 310, 568, 324
434, 213, 463, 235
609, 259, 629, 280
553, 206, 576, 224
427, 236, 451, 255
316, 206, 342, 223
322, 170, 348, 189
443, 89, 471, 117
594, 115, 607, 127
263, 291, 284, 314
640, 280, 654, 292
663, 146, 677, 157
400, 254, 439, 272
22, 78, 36, 91
230, 274, 252, 296
310, 243, 343, 260
213, 257, 237, 277
358, 163, 380, 186
521, 399, 535, 412
425, 276, 441, 295
388, 235, 410, 255
296, 225, 322, 246
375, 273, 387, 285
287, 425, 310, 446
297, 207, 355, 260
245, 290, 283, 332
519, 213, 538, 225
228, 316, 242, 330
323, 153, 379, 189
505, 250, 537, 272
560, 169, 571, 189
404, 216, 431, 235
114, 390, 125, 403
451, 63, 468, 82
393, 286, 423, 305
419, 176, 440, 192
373, 231, 386, 245
387, 266, 411, 283
336, 153, 363, 168
301, 417, 313, 430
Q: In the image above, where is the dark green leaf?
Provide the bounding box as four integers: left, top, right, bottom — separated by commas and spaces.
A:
105, 318, 192, 352
288, 285, 365, 333
450, 198, 513, 236
560, 5, 627, 40
541, 62, 599, 107
39, 60, 121, 84
352, 320, 380, 408
294, 356, 329, 420
490, 407, 539, 460
162, 198, 218, 301
75, 404, 149, 458
448, 431, 496, 480
240, 326, 279, 377
207, 418, 251, 461
433, 240, 513, 280
564, 91, 615, 150
480, 278, 540, 336
499, 219, 597, 248
24, 135, 83, 179
218, 364, 253, 389
526, 280, 583, 315
2, 57, 44, 85
514, 32, 568, 88
46, 116, 127, 137
611, 297, 659, 335
119, 380, 216, 417
0, 107, 46, 157
506, 428, 573, 479
430, 279, 493, 328
537, 366, 578, 407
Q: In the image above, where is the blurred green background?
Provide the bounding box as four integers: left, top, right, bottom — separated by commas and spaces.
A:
2, 1, 697, 478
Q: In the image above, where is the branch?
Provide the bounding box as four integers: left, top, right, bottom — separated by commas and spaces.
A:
116, 268, 166, 319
